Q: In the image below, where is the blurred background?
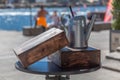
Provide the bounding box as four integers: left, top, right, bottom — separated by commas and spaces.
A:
0, 0, 109, 31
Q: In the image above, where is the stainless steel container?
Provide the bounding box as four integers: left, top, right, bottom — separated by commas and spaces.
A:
67, 15, 96, 49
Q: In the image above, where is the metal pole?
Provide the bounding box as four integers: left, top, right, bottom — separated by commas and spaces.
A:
29, 5, 33, 27
69, 6, 74, 18
45, 75, 70, 80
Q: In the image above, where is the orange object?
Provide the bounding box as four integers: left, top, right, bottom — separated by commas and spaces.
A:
36, 17, 47, 28
104, 0, 113, 22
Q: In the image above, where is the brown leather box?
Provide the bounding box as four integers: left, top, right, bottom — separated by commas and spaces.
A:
14, 28, 69, 68
49, 47, 101, 69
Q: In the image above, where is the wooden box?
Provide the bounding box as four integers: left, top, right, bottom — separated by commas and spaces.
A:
93, 22, 111, 31
14, 28, 69, 68
88, 12, 105, 22
49, 47, 101, 69
23, 27, 46, 36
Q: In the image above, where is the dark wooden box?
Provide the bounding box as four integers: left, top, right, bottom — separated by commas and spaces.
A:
23, 27, 45, 36
88, 12, 105, 22
14, 28, 69, 68
49, 47, 101, 69
93, 22, 111, 31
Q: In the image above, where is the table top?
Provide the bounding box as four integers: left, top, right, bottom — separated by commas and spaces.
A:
15, 61, 100, 75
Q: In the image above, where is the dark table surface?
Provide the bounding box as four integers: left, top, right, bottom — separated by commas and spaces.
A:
15, 61, 100, 75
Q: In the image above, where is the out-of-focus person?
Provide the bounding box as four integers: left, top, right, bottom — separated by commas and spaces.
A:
49, 10, 60, 28
35, 6, 48, 29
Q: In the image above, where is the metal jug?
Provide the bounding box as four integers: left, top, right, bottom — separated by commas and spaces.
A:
67, 15, 96, 49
